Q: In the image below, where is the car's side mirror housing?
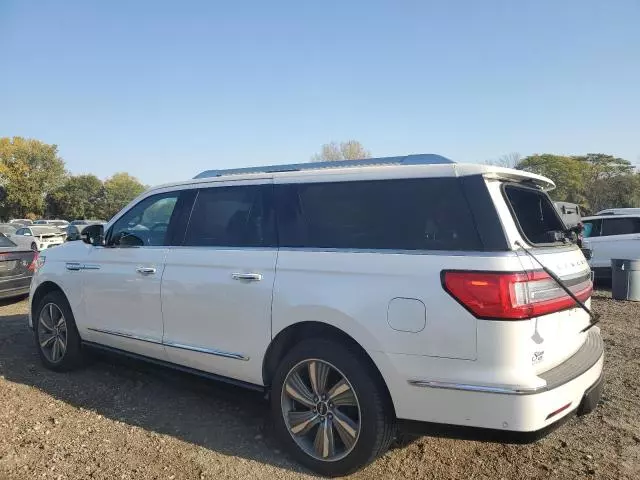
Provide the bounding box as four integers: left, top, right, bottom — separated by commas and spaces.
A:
82, 224, 105, 246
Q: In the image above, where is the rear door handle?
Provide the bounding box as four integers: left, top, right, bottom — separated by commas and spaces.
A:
231, 272, 263, 282
136, 266, 157, 275
66, 262, 82, 271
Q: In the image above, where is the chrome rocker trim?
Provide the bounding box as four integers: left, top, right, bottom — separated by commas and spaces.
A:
87, 327, 249, 361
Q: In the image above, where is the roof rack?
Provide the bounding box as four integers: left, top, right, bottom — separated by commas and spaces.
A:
194, 153, 454, 179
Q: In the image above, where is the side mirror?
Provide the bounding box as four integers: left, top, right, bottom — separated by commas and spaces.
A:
82, 224, 104, 246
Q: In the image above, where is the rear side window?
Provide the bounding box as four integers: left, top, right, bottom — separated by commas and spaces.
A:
504, 185, 565, 245
183, 185, 275, 247
276, 178, 482, 251
601, 217, 640, 236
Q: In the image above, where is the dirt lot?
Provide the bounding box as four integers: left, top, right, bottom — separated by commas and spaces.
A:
0, 292, 638, 480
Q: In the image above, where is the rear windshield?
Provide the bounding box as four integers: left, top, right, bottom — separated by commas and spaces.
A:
504, 184, 565, 245
0, 234, 16, 247
276, 177, 483, 251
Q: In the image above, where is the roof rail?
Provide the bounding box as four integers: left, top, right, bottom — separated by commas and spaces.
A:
194, 153, 454, 179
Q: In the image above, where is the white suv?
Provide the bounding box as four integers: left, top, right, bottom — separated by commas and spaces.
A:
28, 154, 603, 476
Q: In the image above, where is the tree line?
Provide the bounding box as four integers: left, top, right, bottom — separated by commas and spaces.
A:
0, 137, 146, 221
1, 137, 636, 221
488, 152, 640, 214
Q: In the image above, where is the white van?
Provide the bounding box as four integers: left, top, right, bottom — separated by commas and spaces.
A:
28, 154, 603, 476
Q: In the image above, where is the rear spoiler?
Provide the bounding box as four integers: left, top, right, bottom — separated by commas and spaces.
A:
482, 168, 556, 192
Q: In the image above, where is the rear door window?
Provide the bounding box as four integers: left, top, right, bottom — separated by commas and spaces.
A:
276, 178, 482, 251
183, 185, 276, 247
601, 217, 640, 236
503, 184, 565, 245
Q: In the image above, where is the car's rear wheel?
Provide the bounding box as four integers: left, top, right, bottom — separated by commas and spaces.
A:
33, 291, 83, 371
30, 242, 37, 251
271, 338, 395, 477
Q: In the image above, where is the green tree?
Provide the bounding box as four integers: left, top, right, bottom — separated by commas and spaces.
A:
574, 154, 638, 212
0, 137, 67, 218
516, 154, 586, 204
311, 140, 371, 162
47, 174, 105, 220
102, 172, 146, 220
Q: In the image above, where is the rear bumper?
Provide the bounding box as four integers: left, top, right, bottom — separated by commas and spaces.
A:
373, 328, 604, 434
0, 276, 31, 299
398, 371, 604, 443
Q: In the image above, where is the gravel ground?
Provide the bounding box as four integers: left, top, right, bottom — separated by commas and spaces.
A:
0, 292, 639, 480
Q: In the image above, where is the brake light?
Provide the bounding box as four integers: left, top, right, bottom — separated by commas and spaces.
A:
442, 270, 592, 320
28, 251, 39, 272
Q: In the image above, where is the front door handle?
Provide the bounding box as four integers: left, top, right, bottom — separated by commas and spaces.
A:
66, 262, 82, 271
136, 266, 157, 275
231, 272, 263, 282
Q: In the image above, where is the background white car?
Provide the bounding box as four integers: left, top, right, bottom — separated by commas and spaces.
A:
13, 226, 66, 251
582, 214, 640, 279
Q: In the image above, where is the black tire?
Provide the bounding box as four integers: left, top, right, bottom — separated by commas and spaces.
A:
33, 291, 84, 371
271, 338, 395, 477
30, 242, 37, 251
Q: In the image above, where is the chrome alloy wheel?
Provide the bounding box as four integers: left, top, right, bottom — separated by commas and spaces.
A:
281, 359, 361, 462
38, 303, 67, 363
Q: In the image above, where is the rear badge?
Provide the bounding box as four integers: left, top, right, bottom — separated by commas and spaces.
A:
532, 351, 544, 365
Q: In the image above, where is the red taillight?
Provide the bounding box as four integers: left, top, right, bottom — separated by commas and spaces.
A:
28, 251, 38, 272
442, 270, 592, 320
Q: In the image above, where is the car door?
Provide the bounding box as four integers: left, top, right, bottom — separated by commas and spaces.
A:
588, 217, 640, 270
161, 180, 277, 386
80, 189, 194, 360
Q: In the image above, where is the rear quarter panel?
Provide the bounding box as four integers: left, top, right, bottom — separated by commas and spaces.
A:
272, 250, 531, 360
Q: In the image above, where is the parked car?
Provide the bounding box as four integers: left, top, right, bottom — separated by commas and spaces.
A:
9, 219, 33, 227
34, 219, 69, 229
582, 214, 640, 279
28, 154, 603, 476
66, 221, 105, 241
554, 201, 585, 247
0, 233, 37, 299
0, 223, 18, 236
14, 226, 66, 251
595, 207, 640, 216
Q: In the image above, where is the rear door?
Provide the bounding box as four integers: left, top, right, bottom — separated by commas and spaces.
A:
161, 180, 277, 386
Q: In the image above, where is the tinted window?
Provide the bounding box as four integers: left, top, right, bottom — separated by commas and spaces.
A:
109, 193, 179, 247
504, 185, 565, 244
583, 219, 602, 238
183, 185, 275, 247
16, 228, 26, 235
277, 178, 482, 250
601, 217, 640, 236
0, 234, 16, 247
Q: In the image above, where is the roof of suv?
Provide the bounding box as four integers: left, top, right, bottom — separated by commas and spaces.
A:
147, 154, 556, 193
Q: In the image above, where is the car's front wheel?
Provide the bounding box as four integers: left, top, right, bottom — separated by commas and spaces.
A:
33, 291, 84, 371
271, 338, 395, 477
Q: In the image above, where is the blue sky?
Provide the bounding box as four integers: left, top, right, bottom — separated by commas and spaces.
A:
1, 0, 639, 185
